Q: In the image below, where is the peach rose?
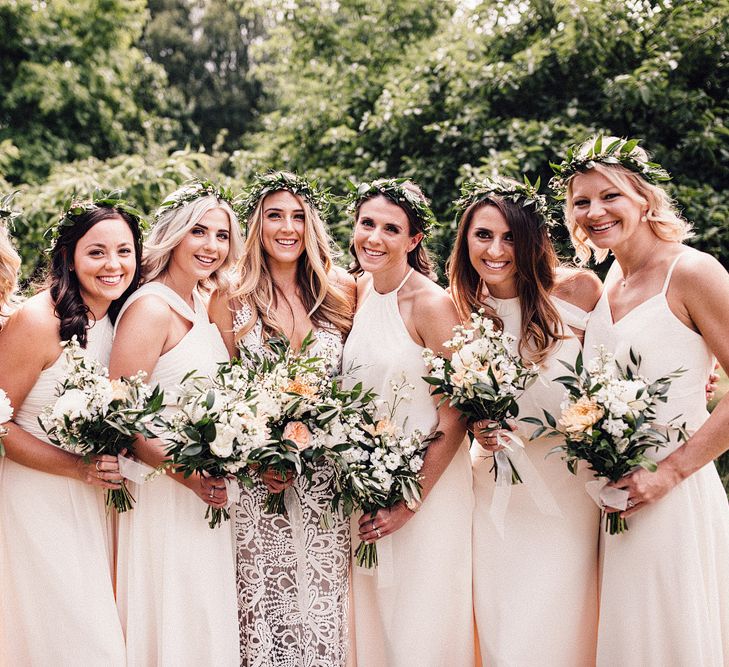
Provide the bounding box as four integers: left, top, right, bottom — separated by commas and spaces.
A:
282, 421, 312, 450
559, 396, 604, 434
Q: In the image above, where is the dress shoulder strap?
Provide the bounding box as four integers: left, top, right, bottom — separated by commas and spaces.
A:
115, 282, 195, 337
661, 252, 687, 295
551, 296, 590, 331
395, 268, 414, 293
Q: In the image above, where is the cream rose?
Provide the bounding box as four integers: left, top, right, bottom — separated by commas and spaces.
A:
559, 396, 604, 434
0, 389, 13, 424
282, 421, 312, 450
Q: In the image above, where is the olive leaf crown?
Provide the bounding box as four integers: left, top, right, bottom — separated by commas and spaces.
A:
346, 178, 437, 236
237, 171, 330, 223
0, 192, 20, 224
455, 174, 552, 227
549, 135, 671, 199
155, 179, 236, 218
47, 189, 147, 248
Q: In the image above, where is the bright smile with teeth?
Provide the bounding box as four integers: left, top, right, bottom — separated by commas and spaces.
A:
483, 260, 509, 270
275, 239, 297, 247
363, 248, 385, 257
590, 221, 619, 233
98, 275, 123, 286
195, 255, 216, 265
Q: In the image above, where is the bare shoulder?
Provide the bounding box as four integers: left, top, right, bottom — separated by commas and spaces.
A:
672, 247, 726, 283
208, 287, 234, 323
354, 271, 372, 305
116, 292, 172, 332
408, 273, 459, 327
0, 290, 60, 366
553, 266, 602, 311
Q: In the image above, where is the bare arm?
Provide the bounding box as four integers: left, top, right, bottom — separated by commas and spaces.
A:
208, 288, 236, 359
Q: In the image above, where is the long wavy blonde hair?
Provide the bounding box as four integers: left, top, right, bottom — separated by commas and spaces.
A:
564, 140, 693, 265
230, 187, 352, 342
142, 194, 243, 293
0, 221, 21, 328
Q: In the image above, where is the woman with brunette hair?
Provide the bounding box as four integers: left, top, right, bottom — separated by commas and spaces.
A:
448, 175, 602, 665
559, 136, 729, 666
342, 178, 473, 666
0, 195, 144, 664
209, 171, 354, 666
110, 180, 243, 666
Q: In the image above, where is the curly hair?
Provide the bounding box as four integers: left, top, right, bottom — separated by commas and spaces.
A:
0, 222, 21, 328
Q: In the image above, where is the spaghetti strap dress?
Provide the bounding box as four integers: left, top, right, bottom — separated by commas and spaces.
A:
342, 270, 474, 667
232, 302, 350, 667
584, 251, 729, 667
0, 315, 126, 666
114, 282, 239, 667
472, 295, 599, 666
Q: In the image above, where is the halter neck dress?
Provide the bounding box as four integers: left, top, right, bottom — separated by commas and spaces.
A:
472, 295, 599, 666
0, 315, 126, 665
114, 282, 239, 666
584, 251, 729, 666
342, 269, 474, 667
232, 301, 350, 667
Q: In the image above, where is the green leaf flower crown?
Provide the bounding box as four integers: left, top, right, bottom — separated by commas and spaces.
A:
347, 178, 437, 236
47, 190, 147, 249
549, 135, 671, 199
155, 179, 236, 218
0, 192, 20, 224
236, 171, 330, 223
455, 174, 552, 227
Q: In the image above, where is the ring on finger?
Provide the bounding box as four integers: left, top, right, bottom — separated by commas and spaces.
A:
95, 460, 102, 472
375, 527, 381, 538
626, 499, 635, 509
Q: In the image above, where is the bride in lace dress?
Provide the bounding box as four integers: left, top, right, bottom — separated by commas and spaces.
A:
209, 172, 355, 666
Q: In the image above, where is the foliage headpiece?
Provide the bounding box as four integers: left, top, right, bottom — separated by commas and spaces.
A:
347, 178, 437, 237
549, 135, 671, 199
455, 175, 552, 227
237, 171, 330, 223
0, 192, 20, 225
48, 190, 147, 249
155, 179, 235, 218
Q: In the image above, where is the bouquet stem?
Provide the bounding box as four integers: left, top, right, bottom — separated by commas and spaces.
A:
354, 541, 378, 569
105, 481, 135, 513
263, 491, 286, 515
492, 454, 523, 485
205, 506, 231, 529
605, 511, 628, 535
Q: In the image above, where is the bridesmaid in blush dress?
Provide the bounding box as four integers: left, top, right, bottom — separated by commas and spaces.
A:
110, 182, 243, 666
447, 176, 602, 666
342, 179, 474, 667
0, 200, 144, 665
559, 136, 729, 666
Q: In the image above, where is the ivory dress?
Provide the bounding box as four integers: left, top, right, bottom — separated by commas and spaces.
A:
233, 302, 350, 667
0, 316, 126, 665
584, 252, 729, 667
472, 295, 599, 666
114, 283, 239, 667
342, 270, 474, 667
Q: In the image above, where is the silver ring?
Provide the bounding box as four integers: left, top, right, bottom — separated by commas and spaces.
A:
375, 527, 382, 538
209, 491, 215, 499
626, 499, 635, 509
95, 461, 102, 472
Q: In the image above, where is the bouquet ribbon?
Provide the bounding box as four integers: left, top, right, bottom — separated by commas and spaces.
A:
584, 479, 629, 511
118, 454, 156, 485
284, 486, 311, 622
223, 477, 240, 509
488, 431, 563, 538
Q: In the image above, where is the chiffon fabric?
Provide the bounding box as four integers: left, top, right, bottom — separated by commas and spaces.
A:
342, 270, 474, 667
584, 251, 729, 667
232, 302, 350, 667
114, 282, 239, 667
0, 316, 126, 666
471, 295, 600, 666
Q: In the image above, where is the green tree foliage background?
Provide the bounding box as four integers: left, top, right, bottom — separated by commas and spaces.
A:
1, 0, 727, 486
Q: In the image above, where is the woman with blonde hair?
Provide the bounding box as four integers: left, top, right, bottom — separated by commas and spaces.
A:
0, 193, 22, 327
209, 171, 354, 666
557, 136, 729, 666
447, 175, 602, 665
110, 180, 243, 666
341, 178, 473, 667
0, 194, 144, 664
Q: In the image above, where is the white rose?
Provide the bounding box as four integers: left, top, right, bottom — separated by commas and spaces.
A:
0, 389, 13, 423
210, 423, 236, 458
51, 389, 90, 421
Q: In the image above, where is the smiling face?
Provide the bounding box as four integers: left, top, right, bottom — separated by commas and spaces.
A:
353, 195, 422, 279
260, 190, 307, 267
73, 215, 137, 315
168, 207, 231, 282
570, 169, 648, 253
466, 204, 517, 299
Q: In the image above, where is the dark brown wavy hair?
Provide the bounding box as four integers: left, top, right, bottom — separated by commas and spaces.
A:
349, 180, 437, 281
47, 207, 143, 347
447, 197, 565, 365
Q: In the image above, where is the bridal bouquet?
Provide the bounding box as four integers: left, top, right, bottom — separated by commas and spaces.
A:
162, 360, 270, 527
330, 379, 433, 569
241, 334, 377, 515
0, 388, 12, 456
423, 309, 538, 484
39, 338, 165, 512
524, 346, 685, 534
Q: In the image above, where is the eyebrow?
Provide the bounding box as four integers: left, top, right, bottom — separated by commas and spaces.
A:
264, 206, 305, 213
84, 242, 133, 249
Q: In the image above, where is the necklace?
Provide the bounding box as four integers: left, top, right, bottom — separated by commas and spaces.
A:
619, 238, 661, 287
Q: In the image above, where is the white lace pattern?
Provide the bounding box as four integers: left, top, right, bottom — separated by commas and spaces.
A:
233, 302, 350, 667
